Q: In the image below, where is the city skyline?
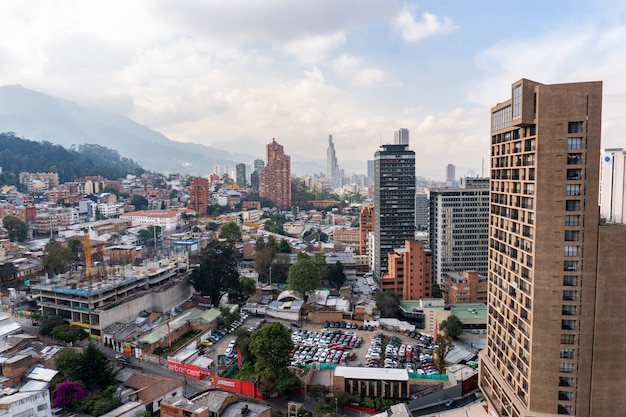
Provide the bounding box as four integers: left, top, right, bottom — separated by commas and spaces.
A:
1, 1, 626, 179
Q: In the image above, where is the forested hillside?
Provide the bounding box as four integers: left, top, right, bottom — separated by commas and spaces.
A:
0, 132, 145, 187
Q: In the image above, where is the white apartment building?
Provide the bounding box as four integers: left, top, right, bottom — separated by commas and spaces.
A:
599, 147, 626, 223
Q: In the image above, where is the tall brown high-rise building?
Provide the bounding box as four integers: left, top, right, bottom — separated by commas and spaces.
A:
359, 205, 374, 256
188, 176, 209, 214
479, 79, 626, 417
259, 138, 291, 210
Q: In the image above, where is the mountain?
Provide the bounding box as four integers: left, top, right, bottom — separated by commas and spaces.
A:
0, 85, 257, 176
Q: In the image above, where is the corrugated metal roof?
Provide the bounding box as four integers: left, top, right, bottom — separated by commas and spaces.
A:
333, 366, 409, 381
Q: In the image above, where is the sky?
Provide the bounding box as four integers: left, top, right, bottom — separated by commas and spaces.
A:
1, 0, 626, 179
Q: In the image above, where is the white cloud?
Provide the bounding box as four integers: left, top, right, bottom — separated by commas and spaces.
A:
282, 33, 347, 64
393, 7, 455, 42
332, 54, 395, 87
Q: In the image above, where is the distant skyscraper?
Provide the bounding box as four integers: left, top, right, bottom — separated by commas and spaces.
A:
414, 192, 429, 230
250, 171, 259, 191
359, 205, 374, 256
374, 143, 415, 279
188, 177, 209, 214
479, 79, 624, 417
326, 135, 341, 190
393, 128, 409, 146
253, 159, 265, 173
259, 138, 291, 210
599, 148, 626, 223
428, 177, 489, 283
367, 160, 375, 185
236, 163, 247, 187
446, 164, 455, 183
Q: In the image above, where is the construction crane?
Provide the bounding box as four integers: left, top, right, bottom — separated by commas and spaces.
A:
83, 230, 92, 279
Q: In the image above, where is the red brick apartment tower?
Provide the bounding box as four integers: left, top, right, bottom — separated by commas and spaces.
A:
188, 177, 209, 215
381, 240, 432, 300
359, 205, 374, 256
478, 79, 626, 417
259, 139, 291, 210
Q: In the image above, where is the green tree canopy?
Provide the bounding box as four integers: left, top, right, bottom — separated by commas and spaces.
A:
43, 238, 75, 275
189, 240, 241, 306
0, 262, 17, 287
2, 215, 28, 242
439, 314, 464, 339
374, 290, 401, 317
101, 185, 121, 198
130, 194, 149, 210
287, 256, 321, 297
219, 222, 242, 245
278, 239, 292, 253
327, 261, 346, 290
249, 322, 299, 391
54, 343, 113, 390
434, 333, 453, 372
138, 225, 162, 248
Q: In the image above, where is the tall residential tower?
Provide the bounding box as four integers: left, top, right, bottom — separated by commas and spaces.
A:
326, 135, 342, 190
373, 143, 415, 280
259, 139, 291, 210
478, 79, 626, 417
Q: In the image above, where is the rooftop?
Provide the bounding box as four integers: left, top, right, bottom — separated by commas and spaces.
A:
334, 366, 409, 381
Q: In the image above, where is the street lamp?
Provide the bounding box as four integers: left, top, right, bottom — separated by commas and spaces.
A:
335, 397, 338, 415
269, 266, 272, 286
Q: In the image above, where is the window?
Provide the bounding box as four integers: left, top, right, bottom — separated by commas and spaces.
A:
559, 405, 573, 415
562, 305, 576, 315
559, 377, 573, 387
567, 169, 581, 180
566, 200, 580, 211
567, 153, 582, 165
564, 261, 578, 272
563, 276, 577, 286
559, 390, 573, 401
566, 184, 580, 196
568, 121, 583, 133
564, 245, 578, 257
567, 137, 582, 149
560, 348, 574, 359
565, 215, 579, 226
562, 320, 576, 330
561, 334, 575, 344
560, 362, 574, 373
492, 106, 512, 131
512, 84, 522, 119
563, 290, 577, 300
565, 230, 579, 241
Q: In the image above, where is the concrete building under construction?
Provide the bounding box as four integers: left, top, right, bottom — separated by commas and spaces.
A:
35, 255, 193, 343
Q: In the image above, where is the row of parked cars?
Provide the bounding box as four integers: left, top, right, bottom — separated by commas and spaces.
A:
365, 334, 440, 375
290, 328, 362, 366
324, 321, 378, 331
203, 313, 250, 346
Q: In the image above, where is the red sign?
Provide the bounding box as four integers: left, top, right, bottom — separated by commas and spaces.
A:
167, 360, 211, 380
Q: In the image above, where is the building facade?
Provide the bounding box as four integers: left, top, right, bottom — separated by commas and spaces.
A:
374, 143, 415, 279
188, 177, 209, 214
359, 205, 374, 256
393, 128, 409, 146
599, 147, 626, 223
415, 192, 429, 230
259, 139, 291, 210
428, 177, 490, 284
236, 163, 247, 187
479, 79, 609, 417
441, 270, 487, 304
381, 240, 432, 300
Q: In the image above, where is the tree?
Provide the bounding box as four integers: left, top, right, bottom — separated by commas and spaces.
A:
249, 322, 299, 391
433, 333, 453, 373
130, 194, 149, 210
53, 348, 83, 382
43, 238, 74, 275
0, 262, 17, 288
439, 314, 464, 339
374, 290, 400, 317
77, 343, 113, 390
102, 185, 121, 198
138, 225, 162, 248
312, 252, 329, 283
431, 283, 442, 298
67, 238, 83, 264
51, 381, 88, 409
271, 253, 291, 284
2, 214, 28, 242
189, 240, 241, 306
278, 239, 292, 253
287, 256, 321, 297
40, 315, 66, 337
219, 222, 242, 245
327, 261, 346, 290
